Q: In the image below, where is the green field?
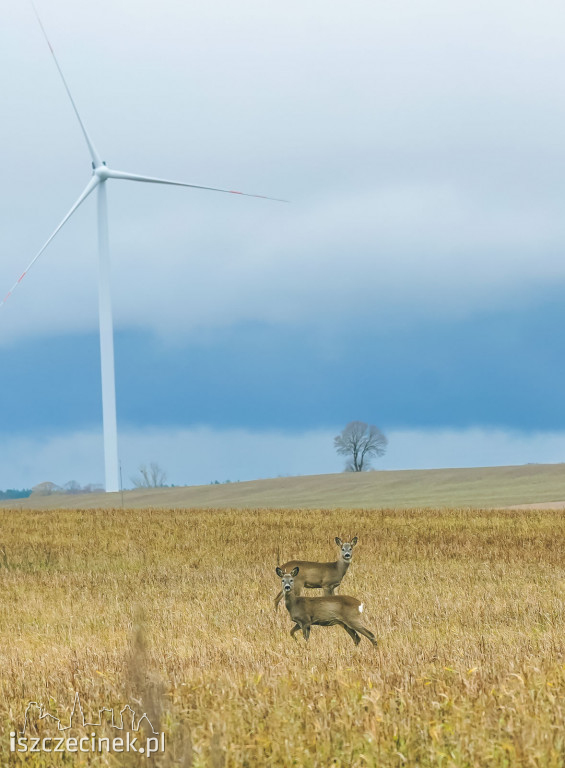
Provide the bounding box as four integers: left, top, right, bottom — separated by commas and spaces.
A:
4, 462, 565, 510
2, 505, 565, 767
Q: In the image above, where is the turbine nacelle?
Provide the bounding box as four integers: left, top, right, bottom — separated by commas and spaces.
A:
94, 164, 110, 182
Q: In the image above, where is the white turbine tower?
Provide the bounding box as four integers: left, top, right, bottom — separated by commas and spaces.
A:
1, 5, 285, 493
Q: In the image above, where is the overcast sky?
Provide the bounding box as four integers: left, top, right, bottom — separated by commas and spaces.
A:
1, 0, 565, 489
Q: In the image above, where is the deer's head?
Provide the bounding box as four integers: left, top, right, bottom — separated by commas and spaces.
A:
335, 536, 358, 562
276, 566, 299, 593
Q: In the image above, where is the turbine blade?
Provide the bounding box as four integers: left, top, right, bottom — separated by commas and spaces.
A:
1, 177, 99, 309
107, 168, 288, 202
30, 1, 102, 166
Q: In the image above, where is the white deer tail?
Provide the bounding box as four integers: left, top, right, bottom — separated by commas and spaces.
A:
359, 603, 364, 613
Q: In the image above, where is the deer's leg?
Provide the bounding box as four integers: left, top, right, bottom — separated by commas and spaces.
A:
322, 584, 337, 595
354, 625, 378, 647
290, 623, 301, 641
339, 623, 361, 645
302, 624, 311, 641
274, 590, 284, 610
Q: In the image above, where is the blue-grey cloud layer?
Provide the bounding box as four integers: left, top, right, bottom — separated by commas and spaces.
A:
2, 296, 563, 436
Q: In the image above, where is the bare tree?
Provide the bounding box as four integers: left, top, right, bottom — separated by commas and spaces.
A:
131, 462, 167, 488
63, 480, 82, 494
31, 481, 62, 496
334, 421, 387, 472
82, 483, 104, 494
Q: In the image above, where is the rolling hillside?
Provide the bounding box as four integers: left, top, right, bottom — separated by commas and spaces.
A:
2, 462, 565, 509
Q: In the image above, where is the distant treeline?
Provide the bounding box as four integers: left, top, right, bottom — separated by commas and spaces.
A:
0, 489, 32, 499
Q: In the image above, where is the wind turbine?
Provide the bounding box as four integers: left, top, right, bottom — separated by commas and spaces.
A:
2, 4, 285, 493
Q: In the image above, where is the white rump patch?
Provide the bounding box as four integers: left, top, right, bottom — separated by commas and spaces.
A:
359, 603, 364, 613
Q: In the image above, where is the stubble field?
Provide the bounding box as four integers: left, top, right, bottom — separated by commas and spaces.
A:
1, 506, 565, 767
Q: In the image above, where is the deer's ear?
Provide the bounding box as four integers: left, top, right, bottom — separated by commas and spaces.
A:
276, 567, 284, 577
291, 566, 299, 577
351, 536, 358, 547
335, 537, 342, 546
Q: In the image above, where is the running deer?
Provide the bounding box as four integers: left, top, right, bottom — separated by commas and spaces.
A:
274, 536, 358, 610
276, 566, 378, 646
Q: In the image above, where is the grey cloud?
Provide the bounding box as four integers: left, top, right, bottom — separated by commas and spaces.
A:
2, 0, 565, 346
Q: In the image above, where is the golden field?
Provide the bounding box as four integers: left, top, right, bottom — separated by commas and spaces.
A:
1, 505, 565, 767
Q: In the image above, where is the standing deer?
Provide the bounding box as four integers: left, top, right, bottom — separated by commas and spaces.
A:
276, 566, 378, 646
274, 536, 358, 610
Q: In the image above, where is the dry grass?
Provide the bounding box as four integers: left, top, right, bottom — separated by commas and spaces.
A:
1, 506, 565, 766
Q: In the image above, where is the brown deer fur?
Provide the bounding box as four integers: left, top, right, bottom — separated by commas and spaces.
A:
274, 536, 357, 610
276, 566, 378, 646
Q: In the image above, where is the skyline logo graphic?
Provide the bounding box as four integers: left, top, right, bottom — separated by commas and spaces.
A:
11, 693, 165, 757
20, 691, 158, 734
